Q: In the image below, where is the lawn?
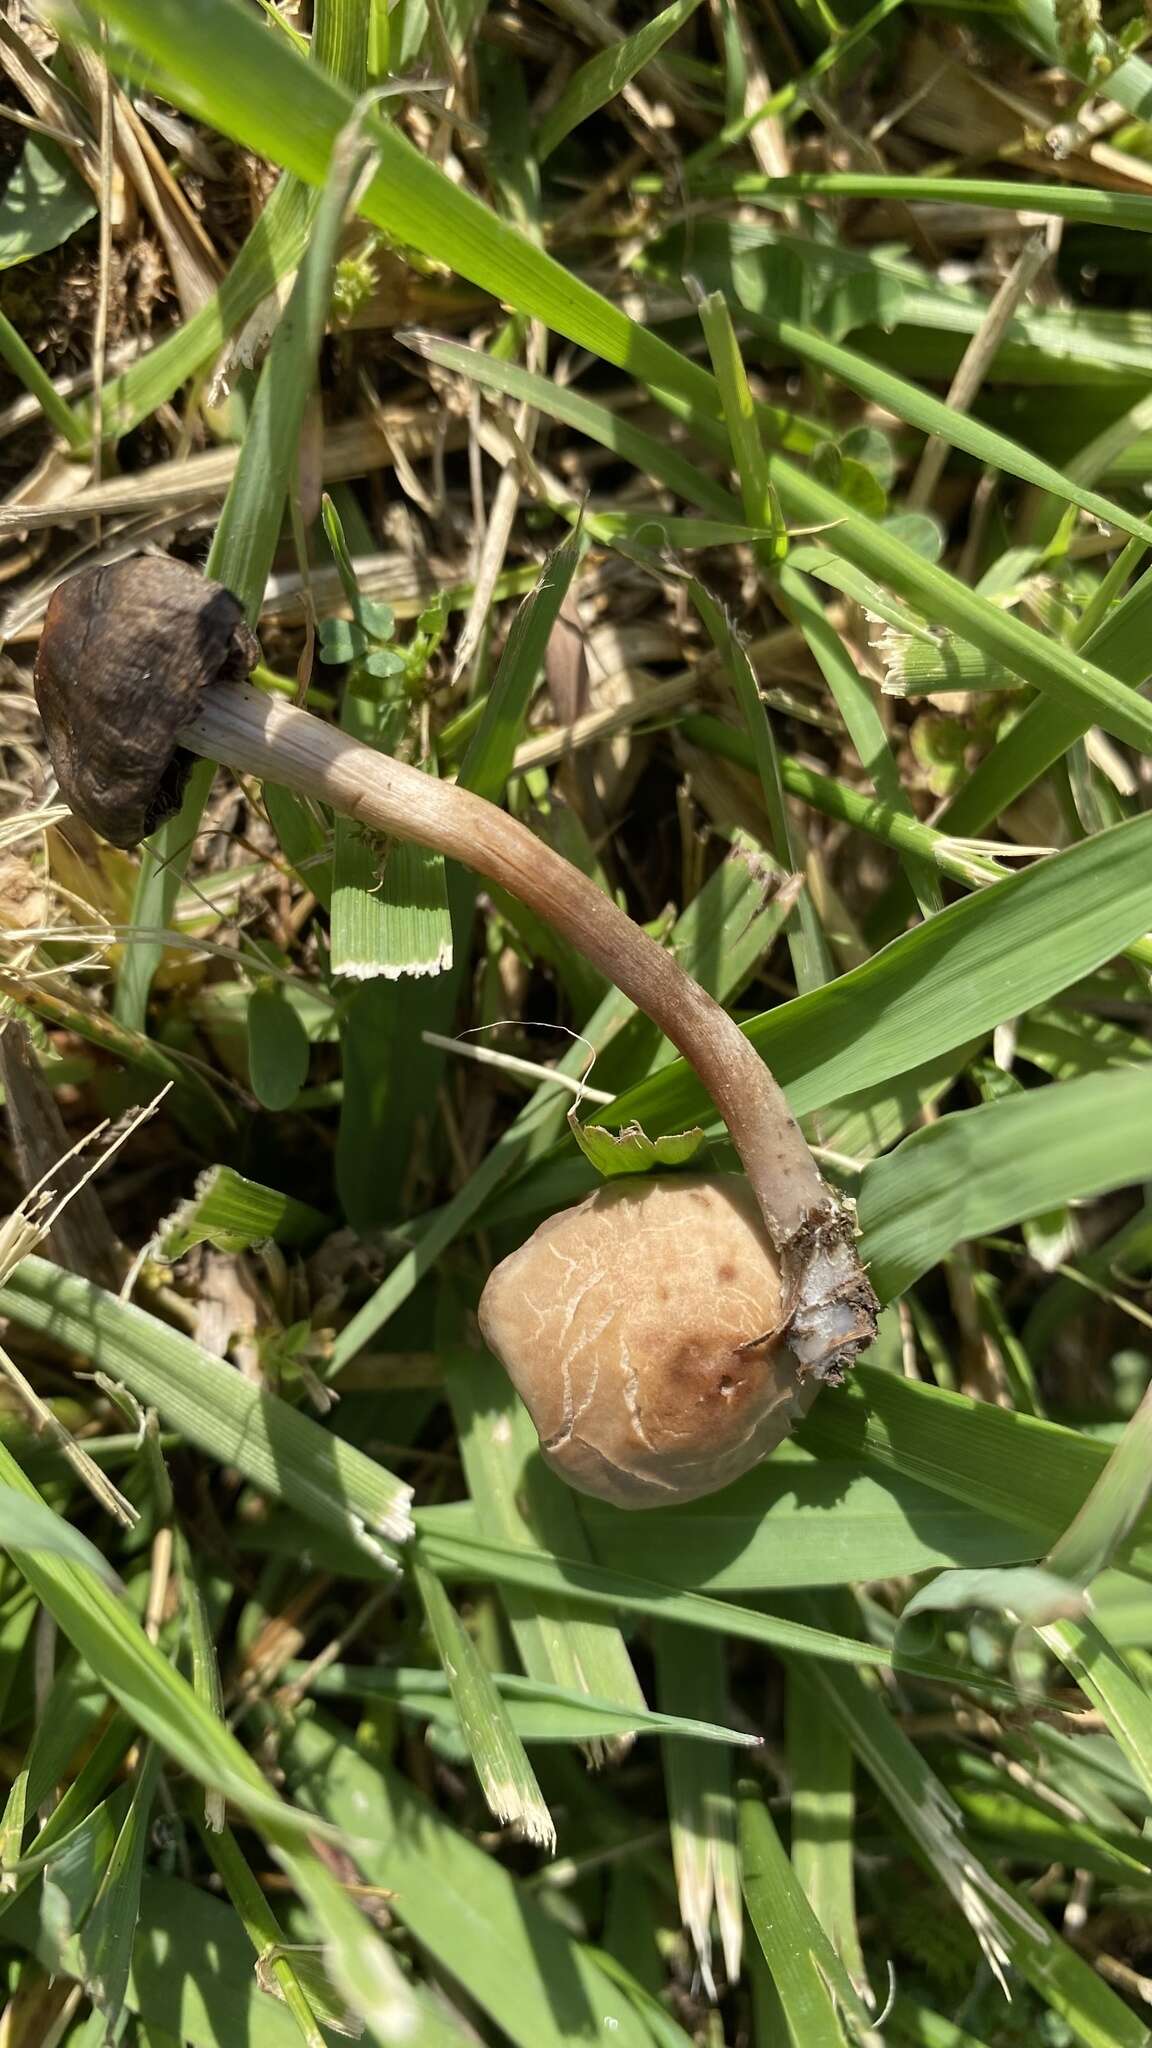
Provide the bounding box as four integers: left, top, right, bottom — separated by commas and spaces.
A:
2, 0, 1152, 2042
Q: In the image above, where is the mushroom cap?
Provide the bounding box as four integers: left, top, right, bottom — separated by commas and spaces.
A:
34, 556, 259, 848
478, 1173, 818, 1509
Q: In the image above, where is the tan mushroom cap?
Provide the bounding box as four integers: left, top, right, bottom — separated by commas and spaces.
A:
478, 1173, 818, 1509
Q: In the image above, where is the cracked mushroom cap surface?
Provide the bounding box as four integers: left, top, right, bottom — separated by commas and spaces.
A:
478, 1173, 818, 1508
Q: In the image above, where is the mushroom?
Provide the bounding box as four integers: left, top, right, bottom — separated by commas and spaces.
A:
34, 557, 259, 849
478, 1174, 817, 1507
34, 555, 877, 1506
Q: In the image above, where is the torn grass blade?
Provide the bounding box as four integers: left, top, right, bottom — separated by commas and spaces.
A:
411, 1548, 556, 1851
444, 1353, 648, 1764
156, 1163, 327, 1260
653, 1625, 744, 1991
332, 814, 453, 981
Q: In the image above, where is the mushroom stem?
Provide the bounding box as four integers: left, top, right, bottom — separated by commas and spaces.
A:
183, 683, 877, 1381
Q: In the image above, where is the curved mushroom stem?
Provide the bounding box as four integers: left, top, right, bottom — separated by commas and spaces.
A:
183, 684, 877, 1381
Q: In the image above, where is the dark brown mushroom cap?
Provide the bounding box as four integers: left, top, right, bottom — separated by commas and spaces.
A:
33, 556, 259, 849
479, 1173, 818, 1508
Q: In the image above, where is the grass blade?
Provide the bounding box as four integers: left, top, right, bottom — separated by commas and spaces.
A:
297, 1659, 758, 1745
766, 454, 1152, 753
794, 1612, 1151, 2046
91, 0, 739, 433
584, 809, 1152, 1145
788, 1676, 870, 2003
458, 524, 587, 802
416, 1520, 1024, 1703
739, 1782, 870, 2044
696, 170, 1152, 233
746, 309, 1152, 551
0, 1256, 413, 1550
536, 0, 704, 160
445, 1352, 648, 1761
411, 1546, 556, 1849
653, 1625, 744, 1989
774, 564, 944, 918
799, 1366, 1152, 1580
858, 1069, 1152, 1299
285, 1714, 654, 2048
78, 1745, 161, 2035
689, 579, 826, 989
156, 1164, 326, 1260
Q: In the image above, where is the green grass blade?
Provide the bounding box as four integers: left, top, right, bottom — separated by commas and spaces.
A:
766, 454, 1152, 753
858, 1070, 1152, 1299
0, 1439, 309, 1833
285, 1714, 655, 2048
445, 1352, 647, 1757
0, 1483, 123, 1591
458, 524, 587, 802
739, 1783, 868, 2044
0, 308, 87, 449
796, 1629, 1151, 2047
156, 1164, 327, 1259
313, 0, 370, 86
0, 137, 94, 271
298, 1659, 757, 1745
197, 1822, 331, 2047
437, 1447, 1036, 1591
411, 1546, 556, 1848
70, 0, 369, 448
207, 132, 360, 611
336, 834, 452, 978
939, 562, 1152, 837
0, 1657, 104, 1880
1041, 1618, 1152, 1809
175, 1526, 227, 1834
74, 176, 316, 445
788, 1676, 869, 2003
416, 1520, 1024, 1703
91, 0, 737, 433
78, 1745, 161, 2036
653, 1626, 743, 1988
330, 683, 453, 981
694, 288, 787, 551
799, 1367, 1152, 1580
774, 564, 944, 918
5, 1863, 446, 2047
401, 328, 774, 501
0, 1256, 413, 1550
688, 0, 906, 169
695, 170, 1152, 233
682, 712, 1005, 889
581, 809, 1152, 1144
688, 579, 826, 991
247, 983, 312, 1110
747, 309, 1152, 550
536, 0, 704, 159
1047, 1383, 1152, 1591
